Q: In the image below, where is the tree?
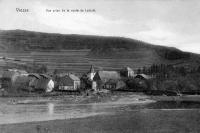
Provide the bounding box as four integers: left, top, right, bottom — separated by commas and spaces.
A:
137, 68, 141, 74
179, 67, 186, 76
53, 69, 59, 75
197, 66, 200, 73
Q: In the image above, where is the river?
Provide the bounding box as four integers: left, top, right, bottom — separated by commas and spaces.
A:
0, 94, 200, 126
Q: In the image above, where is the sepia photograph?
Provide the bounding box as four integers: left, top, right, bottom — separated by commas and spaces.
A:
0, 0, 200, 132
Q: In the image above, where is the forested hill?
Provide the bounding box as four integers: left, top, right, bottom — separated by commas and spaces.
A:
0, 29, 199, 72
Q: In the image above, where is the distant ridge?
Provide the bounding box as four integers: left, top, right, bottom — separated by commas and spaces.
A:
0, 29, 199, 72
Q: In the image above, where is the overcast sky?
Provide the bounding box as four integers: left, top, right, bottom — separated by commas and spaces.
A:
0, 0, 200, 53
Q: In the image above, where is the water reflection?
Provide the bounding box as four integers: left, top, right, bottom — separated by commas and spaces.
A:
47, 103, 54, 115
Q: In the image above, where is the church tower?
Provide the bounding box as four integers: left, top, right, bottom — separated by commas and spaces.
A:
87, 65, 96, 81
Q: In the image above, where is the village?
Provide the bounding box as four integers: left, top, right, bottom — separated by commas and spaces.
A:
0, 65, 152, 96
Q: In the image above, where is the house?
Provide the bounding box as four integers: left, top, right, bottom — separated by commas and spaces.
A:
93, 71, 121, 90
28, 74, 54, 92
57, 74, 80, 91
120, 67, 135, 78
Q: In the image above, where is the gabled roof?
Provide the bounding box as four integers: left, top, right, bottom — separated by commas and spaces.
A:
29, 75, 53, 90
40, 74, 51, 79
94, 71, 121, 82
56, 73, 80, 81
68, 74, 80, 81
135, 74, 151, 79
28, 73, 41, 79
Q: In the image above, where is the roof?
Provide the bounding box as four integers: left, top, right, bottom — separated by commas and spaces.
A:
68, 74, 80, 81
135, 74, 151, 79
126, 67, 133, 71
28, 73, 41, 79
56, 73, 80, 81
40, 74, 51, 79
30, 76, 52, 90
89, 65, 95, 73
121, 66, 133, 71
94, 71, 121, 82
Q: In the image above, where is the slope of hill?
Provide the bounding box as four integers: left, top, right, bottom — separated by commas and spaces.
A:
0, 29, 199, 73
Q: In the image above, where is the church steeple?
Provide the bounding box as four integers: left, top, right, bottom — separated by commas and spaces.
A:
89, 65, 95, 73
88, 65, 96, 81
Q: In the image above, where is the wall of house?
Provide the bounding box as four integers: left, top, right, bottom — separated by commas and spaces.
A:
92, 81, 97, 91
128, 70, 134, 77
46, 79, 54, 92
59, 85, 74, 91
74, 81, 80, 90
103, 83, 116, 90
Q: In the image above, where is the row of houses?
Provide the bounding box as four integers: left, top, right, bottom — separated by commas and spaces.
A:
86, 65, 151, 91
0, 66, 151, 93
0, 69, 81, 93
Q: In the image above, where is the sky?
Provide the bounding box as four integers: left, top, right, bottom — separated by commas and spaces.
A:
0, 0, 200, 53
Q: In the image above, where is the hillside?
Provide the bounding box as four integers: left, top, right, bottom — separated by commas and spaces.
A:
0, 29, 199, 73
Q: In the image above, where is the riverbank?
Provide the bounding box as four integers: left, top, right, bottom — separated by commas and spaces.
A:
151, 94, 200, 102
0, 91, 151, 105
2, 91, 200, 105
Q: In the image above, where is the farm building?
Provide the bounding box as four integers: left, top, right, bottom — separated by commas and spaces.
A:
120, 67, 135, 78
93, 71, 121, 90
28, 74, 54, 92
56, 74, 80, 91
